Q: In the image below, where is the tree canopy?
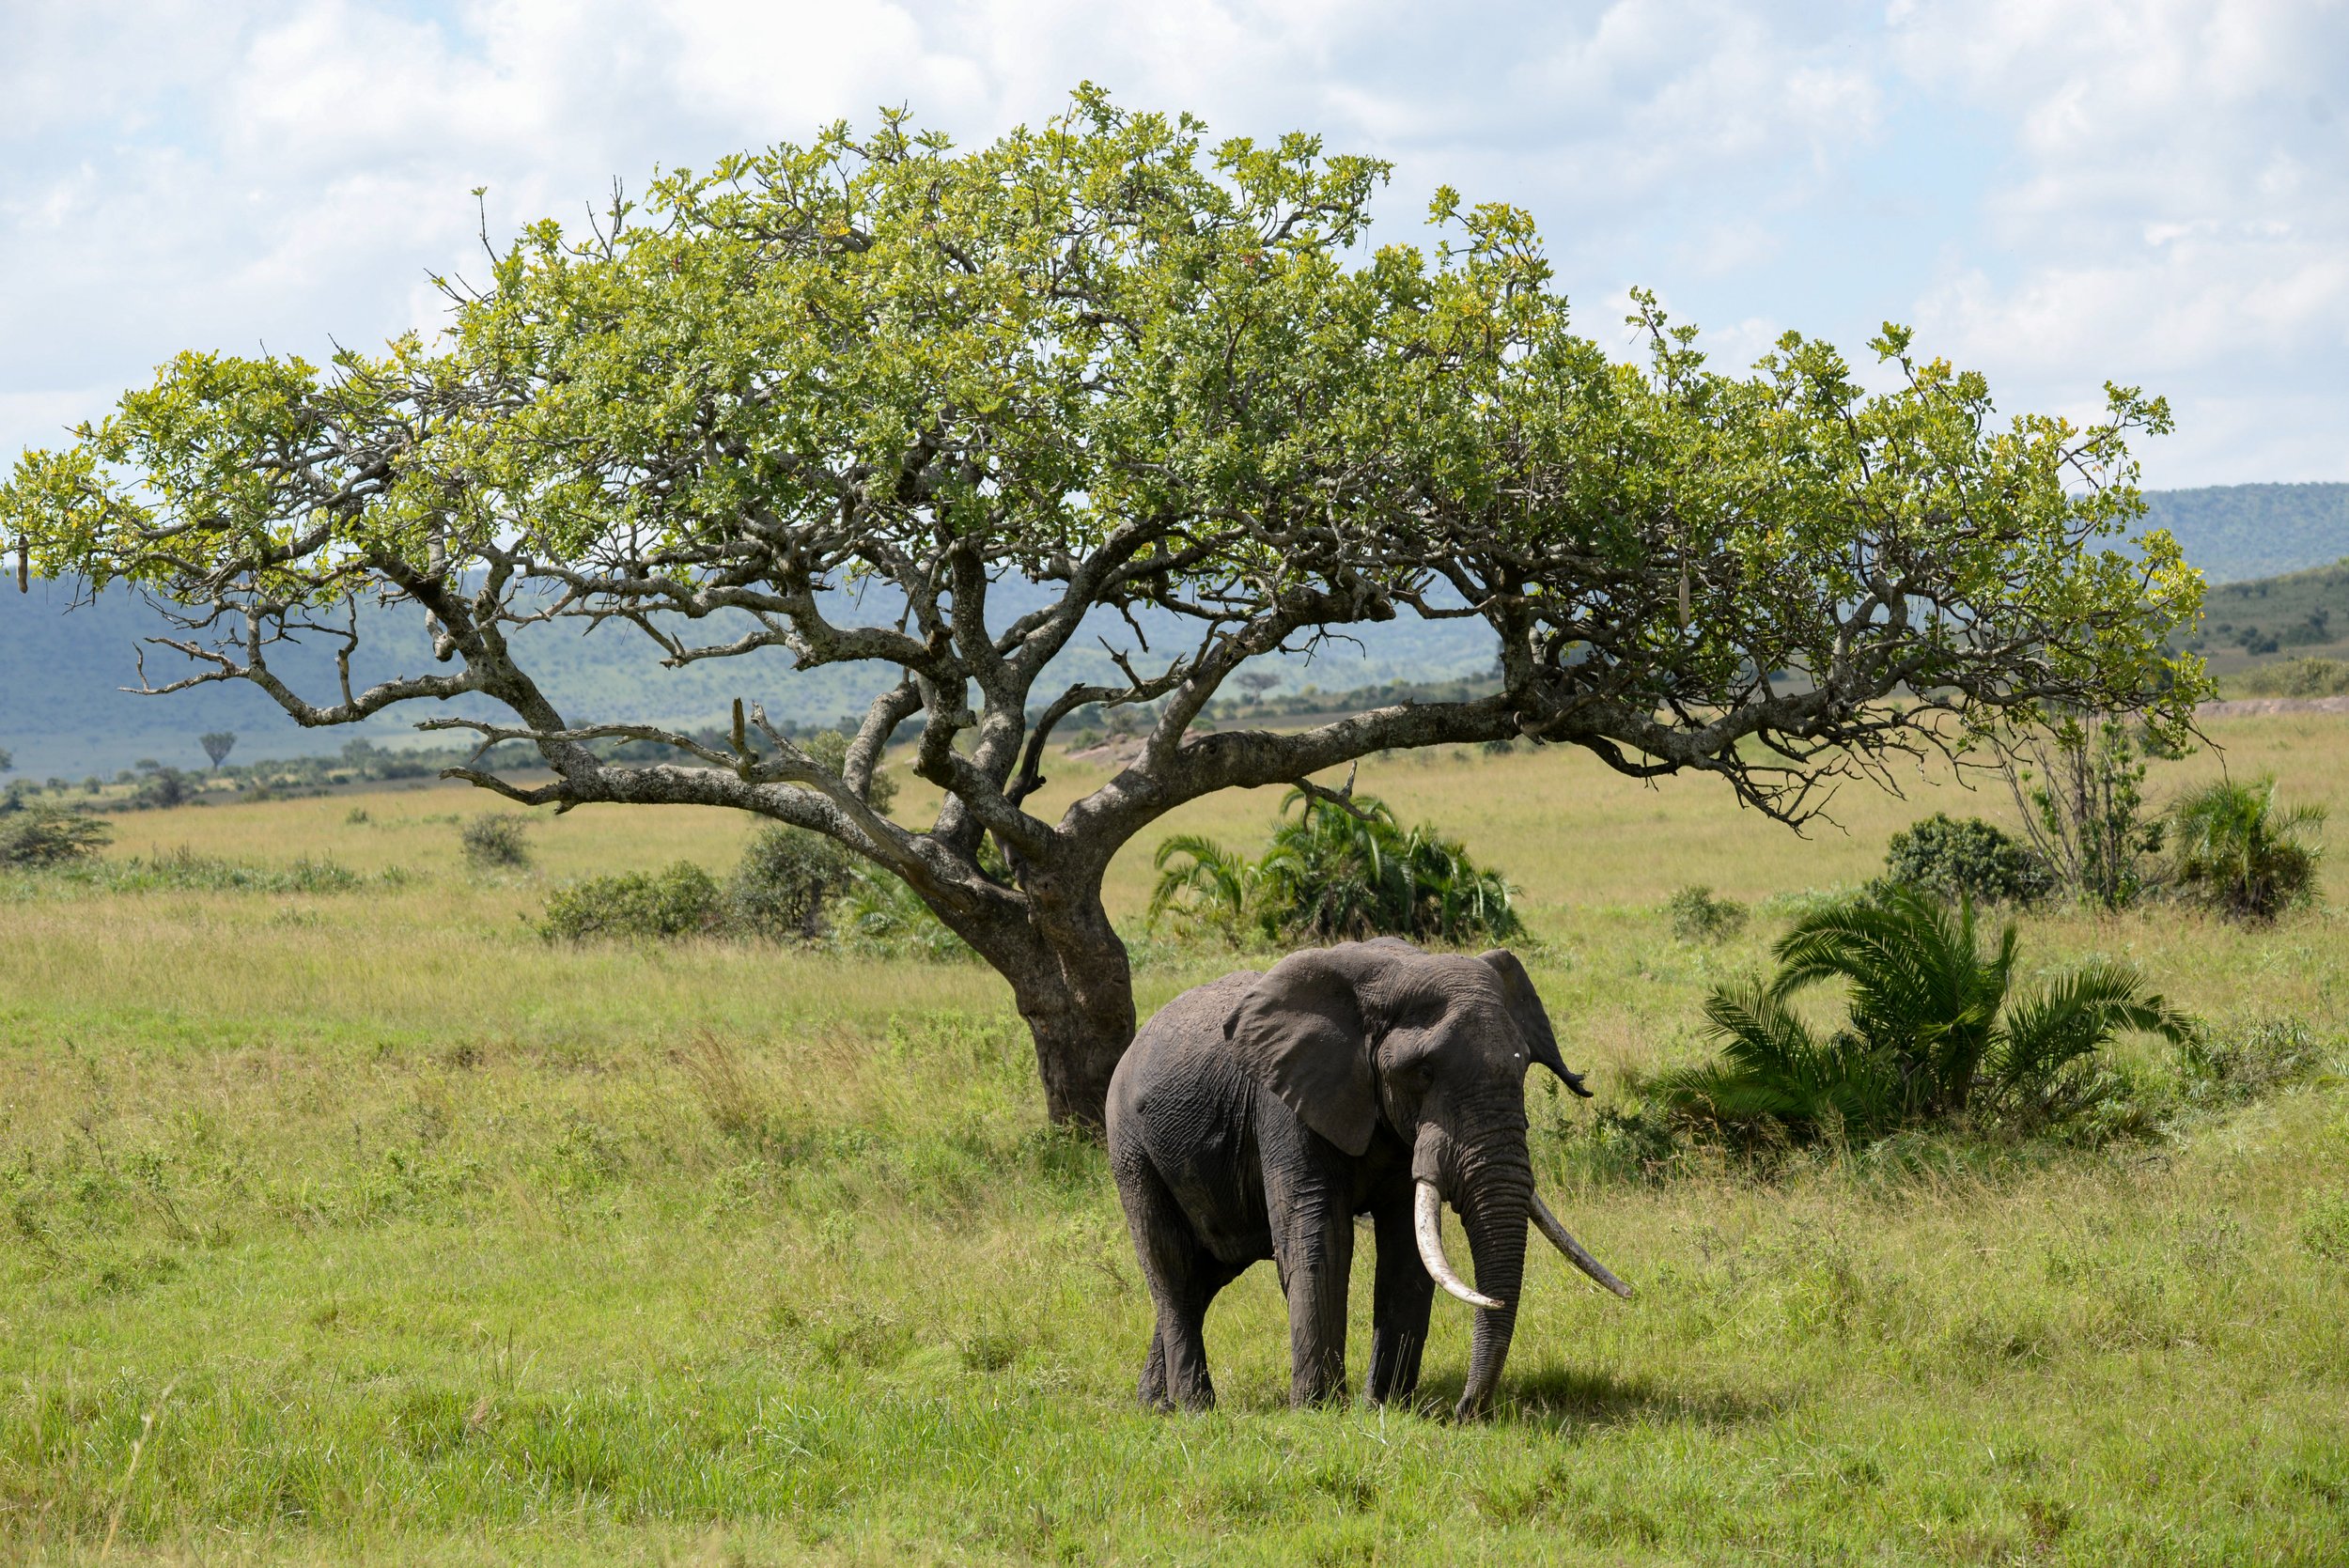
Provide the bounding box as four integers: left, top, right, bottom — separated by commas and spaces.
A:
2, 88, 2208, 1126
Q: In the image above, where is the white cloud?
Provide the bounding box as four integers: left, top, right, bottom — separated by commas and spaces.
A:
2, 0, 2342, 487
1887, 0, 2349, 483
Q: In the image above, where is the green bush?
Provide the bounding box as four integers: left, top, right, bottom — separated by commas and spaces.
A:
1880, 813, 2053, 906
2237, 657, 2349, 698
727, 827, 854, 941
832, 866, 975, 961
2013, 714, 2166, 909
460, 814, 533, 870
1656, 884, 2191, 1152
1665, 886, 1748, 943
2166, 775, 2323, 922
540, 862, 723, 941
1149, 788, 1519, 946
0, 805, 112, 868
21, 846, 372, 893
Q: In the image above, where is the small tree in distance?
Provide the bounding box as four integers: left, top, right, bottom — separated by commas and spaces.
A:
200, 731, 237, 769
2, 91, 2208, 1127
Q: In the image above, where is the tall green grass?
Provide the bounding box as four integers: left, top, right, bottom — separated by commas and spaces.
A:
3, 715, 2347, 1562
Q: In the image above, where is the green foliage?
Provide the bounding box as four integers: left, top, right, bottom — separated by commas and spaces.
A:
4, 96, 2207, 802
128, 766, 194, 812
2235, 657, 2349, 698
1145, 833, 1261, 944
1148, 789, 1519, 946
2176, 1017, 2326, 1110
1665, 885, 1748, 943
2010, 716, 2166, 909
198, 731, 236, 768
2166, 775, 2324, 922
2304, 1191, 2349, 1264
1880, 813, 2054, 907
1657, 885, 2192, 1151
539, 862, 724, 941
727, 826, 854, 942
459, 814, 532, 870
0, 805, 112, 867
832, 866, 977, 962
8, 846, 376, 895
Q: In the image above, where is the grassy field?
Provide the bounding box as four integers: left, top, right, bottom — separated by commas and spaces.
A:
5, 719, 2349, 1563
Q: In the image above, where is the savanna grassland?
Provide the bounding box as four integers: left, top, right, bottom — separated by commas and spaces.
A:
5, 719, 2349, 1564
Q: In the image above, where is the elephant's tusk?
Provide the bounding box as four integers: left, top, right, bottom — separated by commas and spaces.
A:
1413, 1180, 1506, 1311
1531, 1189, 1634, 1299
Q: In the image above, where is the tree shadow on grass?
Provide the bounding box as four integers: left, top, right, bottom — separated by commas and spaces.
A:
1410, 1365, 1791, 1436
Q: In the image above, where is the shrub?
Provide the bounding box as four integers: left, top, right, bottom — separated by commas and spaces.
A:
1666, 885, 1748, 943
460, 814, 533, 870
1880, 814, 2054, 906
728, 826, 853, 941
833, 865, 975, 960
2237, 657, 2349, 698
28, 846, 368, 893
1656, 884, 2191, 1151
0, 806, 113, 867
2177, 1017, 2326, 1109
1148, 788, 1520, 946
129, 767, 194, 811
540, 862, 723, 941
2166, 775, 2323, 922
2004, 713, 2165, 908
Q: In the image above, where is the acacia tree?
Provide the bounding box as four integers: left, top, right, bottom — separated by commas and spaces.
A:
3, 92, 2206, 1127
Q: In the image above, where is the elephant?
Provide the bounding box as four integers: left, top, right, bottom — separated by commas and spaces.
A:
1106, 938, 1631, 1420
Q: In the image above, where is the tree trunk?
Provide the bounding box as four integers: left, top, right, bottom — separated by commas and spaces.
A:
933, 864, 1138, 1132
1009, 961, 1133, 1131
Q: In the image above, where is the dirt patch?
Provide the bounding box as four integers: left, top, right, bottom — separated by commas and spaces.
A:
1065, 736, 1146, 768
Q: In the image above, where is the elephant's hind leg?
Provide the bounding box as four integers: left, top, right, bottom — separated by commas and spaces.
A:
1113, 1151, 1223, 1410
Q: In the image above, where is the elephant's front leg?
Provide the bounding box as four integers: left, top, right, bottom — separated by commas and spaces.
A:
1273, 1199, 1355, 1406
1365, 1197, 1434, 1405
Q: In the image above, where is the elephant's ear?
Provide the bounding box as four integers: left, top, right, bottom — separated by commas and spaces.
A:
1224, 949, 1380, 1156
1479, 949, 1593, 1097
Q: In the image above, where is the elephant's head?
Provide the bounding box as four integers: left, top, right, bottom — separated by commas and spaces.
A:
1224, 938, 1631, 1418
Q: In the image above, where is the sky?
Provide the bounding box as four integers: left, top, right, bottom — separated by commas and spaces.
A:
3, 0, 2344, 490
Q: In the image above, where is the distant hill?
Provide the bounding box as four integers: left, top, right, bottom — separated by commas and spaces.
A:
2144, 483, 2349, 584
2183, 557, 2349, 679
0, 576, 1494, 779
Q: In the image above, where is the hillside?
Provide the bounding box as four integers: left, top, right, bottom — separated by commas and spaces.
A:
2145, 481, 2349, 584
2186, 557, 2349, 678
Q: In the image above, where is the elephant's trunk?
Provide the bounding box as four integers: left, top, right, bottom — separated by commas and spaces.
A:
1414, 1122, 1532, 1420
1455, 1161, 1532, 1420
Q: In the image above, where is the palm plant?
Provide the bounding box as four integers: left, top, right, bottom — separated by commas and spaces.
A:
1145, 789, 1519, 946
1657, 884, 2191, 1149
2166, 775, 2324, 922
1147, 834, 1264, 944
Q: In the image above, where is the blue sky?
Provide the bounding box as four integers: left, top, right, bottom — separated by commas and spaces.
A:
4, 0, 2344, 489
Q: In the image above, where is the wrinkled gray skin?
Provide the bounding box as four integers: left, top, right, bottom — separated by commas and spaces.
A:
1106, 938, 1595, 1420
